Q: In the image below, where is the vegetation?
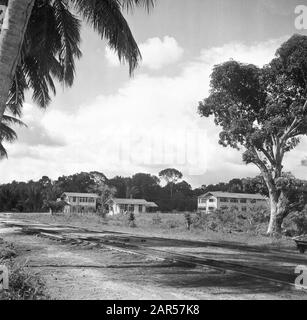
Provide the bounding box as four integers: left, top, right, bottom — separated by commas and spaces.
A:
0, 0, 155, 156
1, 170, 306, 225
198, 34, 307, 235
0, 240, 47, 300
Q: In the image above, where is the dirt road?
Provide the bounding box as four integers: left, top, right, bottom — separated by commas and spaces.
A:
0, 214, 306, 300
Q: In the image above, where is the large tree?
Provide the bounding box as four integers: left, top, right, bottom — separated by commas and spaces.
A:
159, 168, 183, 199
198, 34, 307, 235
0, 0, 155, 146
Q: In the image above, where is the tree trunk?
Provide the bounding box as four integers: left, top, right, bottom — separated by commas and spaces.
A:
0, 0, 34, 122
267, 191, 288, 236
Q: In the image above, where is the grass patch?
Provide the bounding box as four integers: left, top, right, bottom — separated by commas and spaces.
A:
0, 239, 48, 300
12, 211, 296, 250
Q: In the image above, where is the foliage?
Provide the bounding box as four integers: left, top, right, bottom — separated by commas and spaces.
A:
43, 200, 67, 214
0, 115, 26, 158
192, 207, 270, 234
0, 241, 47, 300
283, 206, 307, 236
158, 168, 183, 184
184, 212, 192, 230
2, 169, 306, 215
198, 34, 307, 233
1, 0, 155, 157
127, 211, 136, 227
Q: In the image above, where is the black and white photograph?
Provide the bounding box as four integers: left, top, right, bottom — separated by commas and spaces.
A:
0, 0, 307, 303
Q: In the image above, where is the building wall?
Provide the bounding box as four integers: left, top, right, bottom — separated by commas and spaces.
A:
109, 203, 146, 215
198, 196, 267, 213
63, 195, 97, 213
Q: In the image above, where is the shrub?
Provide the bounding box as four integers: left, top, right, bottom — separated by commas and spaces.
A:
184, 213, 192, 230
283, 207, 307, 236
152, 214, 162, 225
127, 212, 136, 228
0, 241, 47, 300
0, 261, 47, 300
190, 207, 270, 234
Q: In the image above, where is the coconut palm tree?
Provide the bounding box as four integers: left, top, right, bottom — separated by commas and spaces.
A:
0, 0, 155, 124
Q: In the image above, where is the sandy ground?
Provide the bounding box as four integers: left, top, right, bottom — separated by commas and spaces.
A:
1, 218, 307, 300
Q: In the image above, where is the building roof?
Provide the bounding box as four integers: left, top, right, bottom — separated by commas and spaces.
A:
199, 191, 267, 200
147, 202, 159, 208
111, 198, 158, 206
62, 192, 99, 198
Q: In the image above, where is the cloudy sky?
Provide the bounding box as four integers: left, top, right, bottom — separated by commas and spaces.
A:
1, 0, 307, 187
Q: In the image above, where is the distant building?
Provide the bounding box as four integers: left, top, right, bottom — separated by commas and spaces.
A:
61, 192, 99, 213
198, 191, 267, 214
107, 198, 158, 215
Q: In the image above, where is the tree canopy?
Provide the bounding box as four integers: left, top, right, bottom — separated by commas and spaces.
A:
198, 34, 307, 234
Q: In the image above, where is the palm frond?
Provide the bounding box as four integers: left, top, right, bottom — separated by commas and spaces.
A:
2, 115, 27, 128
72, 0, 142, 75
120, 0, 155, 13
0, 122, 18, 142
0, 114, 26, 159
0, 143, 8, 159
6, 65, 27, 117
53, 0, 82, 86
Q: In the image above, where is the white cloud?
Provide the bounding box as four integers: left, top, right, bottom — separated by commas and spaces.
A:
2, 36, 305, 185
105, 36, 184, 70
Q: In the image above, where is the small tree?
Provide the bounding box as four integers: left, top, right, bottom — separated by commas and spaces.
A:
159, 168, 183, 199
198, 34, 307, 235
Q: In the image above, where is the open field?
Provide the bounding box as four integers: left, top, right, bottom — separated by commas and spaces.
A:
12, 212, 297, 251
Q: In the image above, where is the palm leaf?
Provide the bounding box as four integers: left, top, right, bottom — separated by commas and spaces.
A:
72, 0, 142, 75
120, 0, 155, 12
0, 115, 26, 159
53, 0, 82, 86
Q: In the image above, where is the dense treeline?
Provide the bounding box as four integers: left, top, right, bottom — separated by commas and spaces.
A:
0, 170, 305, 213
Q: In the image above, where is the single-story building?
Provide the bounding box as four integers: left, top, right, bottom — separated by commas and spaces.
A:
61, 192, 99, 213
198, 191, 268, 214
107, 198, 158, 215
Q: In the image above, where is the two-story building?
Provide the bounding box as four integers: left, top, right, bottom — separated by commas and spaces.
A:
198, 192, 267, 214
61, 192, 99, 213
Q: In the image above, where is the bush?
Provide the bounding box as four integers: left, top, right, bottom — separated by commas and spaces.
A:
127, 212, 136, 228
152, 214, 162, 225
190, 207, 270, 234
0, 240, 47, 300
184, 213, 192, 230
283, 207, 307, 236
0, 261, 47, 300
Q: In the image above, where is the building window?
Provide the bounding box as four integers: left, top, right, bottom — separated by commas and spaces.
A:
220, 198, 228, 203
201, 199, 206, 203
209, 198, 215, 203
208, 207, 215, 211
230, 199, 238, 203
139, 205, 143, 212
242, 207, 247, 212
128, 205, 134, 212
73, 197, 76, 202
250, 200, 256, 204
240, 199, 247, 203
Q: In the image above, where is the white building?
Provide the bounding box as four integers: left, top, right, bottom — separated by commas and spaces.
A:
107, 198, 158, 215
61, 192, 99, 213
198, 191, 268, 214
